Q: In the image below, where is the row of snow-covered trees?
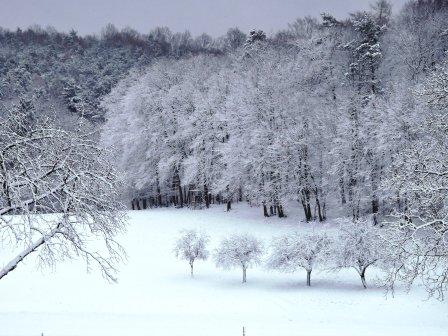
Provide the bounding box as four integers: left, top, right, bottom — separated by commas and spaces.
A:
173, 222, 404, 290
102, 0, 448, 223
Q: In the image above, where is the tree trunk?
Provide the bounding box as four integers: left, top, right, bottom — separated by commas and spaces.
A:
190, 262, 194, 277
372, 197, 379, 215
178, 184, 184, 208
204, 184, 210, 208
360, 268, 367, 289
306, 269, 312, 286
184, 186, 188, 206
315, 190, 324, 222
339, 177, 346, 205
300, 189, 312, 222
157, 188, 162, 207
277, 205, 285, 218
242, 267, 247, 283
263, 204, 269, 217
226, 200, 232, 212
2, 181, 12, 208
371, 162, 379, 214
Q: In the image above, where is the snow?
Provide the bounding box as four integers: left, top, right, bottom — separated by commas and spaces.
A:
0, 204, 447, 336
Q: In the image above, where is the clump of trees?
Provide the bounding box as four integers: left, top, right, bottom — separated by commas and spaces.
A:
103, 0, 447, 225
266, 220, 385, 289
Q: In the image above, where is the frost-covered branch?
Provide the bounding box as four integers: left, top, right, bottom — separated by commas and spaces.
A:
0, 107, 126, 282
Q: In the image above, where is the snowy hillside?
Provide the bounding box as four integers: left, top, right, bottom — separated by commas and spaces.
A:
0, 205, 446, 336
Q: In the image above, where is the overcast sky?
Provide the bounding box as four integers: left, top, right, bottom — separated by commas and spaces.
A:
0, 0, 408, 37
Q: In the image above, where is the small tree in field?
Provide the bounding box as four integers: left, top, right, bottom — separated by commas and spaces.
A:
173, 229, 209, 277
332, 218, 382, 288
267, 231, 332, 286
214, 234, 263, 283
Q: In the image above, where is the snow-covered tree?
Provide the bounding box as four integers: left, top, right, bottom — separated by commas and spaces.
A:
173, 229, 210, 277
245, 30, 267, 45
267, 231, 332, 286
0, 106, 126, 281
382, 56, 448, 300
214, 234, 263, 283
332, 219, 382, 288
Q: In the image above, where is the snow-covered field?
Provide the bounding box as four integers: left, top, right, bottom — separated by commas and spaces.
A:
0, 204, 447, 336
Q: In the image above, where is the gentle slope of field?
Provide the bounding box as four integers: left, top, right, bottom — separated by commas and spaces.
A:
0, 205, 447, 336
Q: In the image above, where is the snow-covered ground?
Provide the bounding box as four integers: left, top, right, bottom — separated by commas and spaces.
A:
0, 204, 447, 336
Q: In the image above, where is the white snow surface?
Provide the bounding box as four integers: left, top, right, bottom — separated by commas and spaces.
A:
0, 204, 447, 336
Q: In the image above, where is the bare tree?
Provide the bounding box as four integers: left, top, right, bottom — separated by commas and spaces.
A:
214, 233, 263, 283
173, 229, 209, 277
0, 108, 126, 282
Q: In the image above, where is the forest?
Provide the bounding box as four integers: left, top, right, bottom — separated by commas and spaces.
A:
101, 0, 447, 224
0, 0, 447, 301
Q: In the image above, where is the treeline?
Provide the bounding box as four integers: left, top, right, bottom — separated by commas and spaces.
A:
0, 23, 247, 121
103, 0, 448, 225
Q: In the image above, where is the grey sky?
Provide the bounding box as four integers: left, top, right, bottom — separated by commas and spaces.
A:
0, 0, 408, 37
